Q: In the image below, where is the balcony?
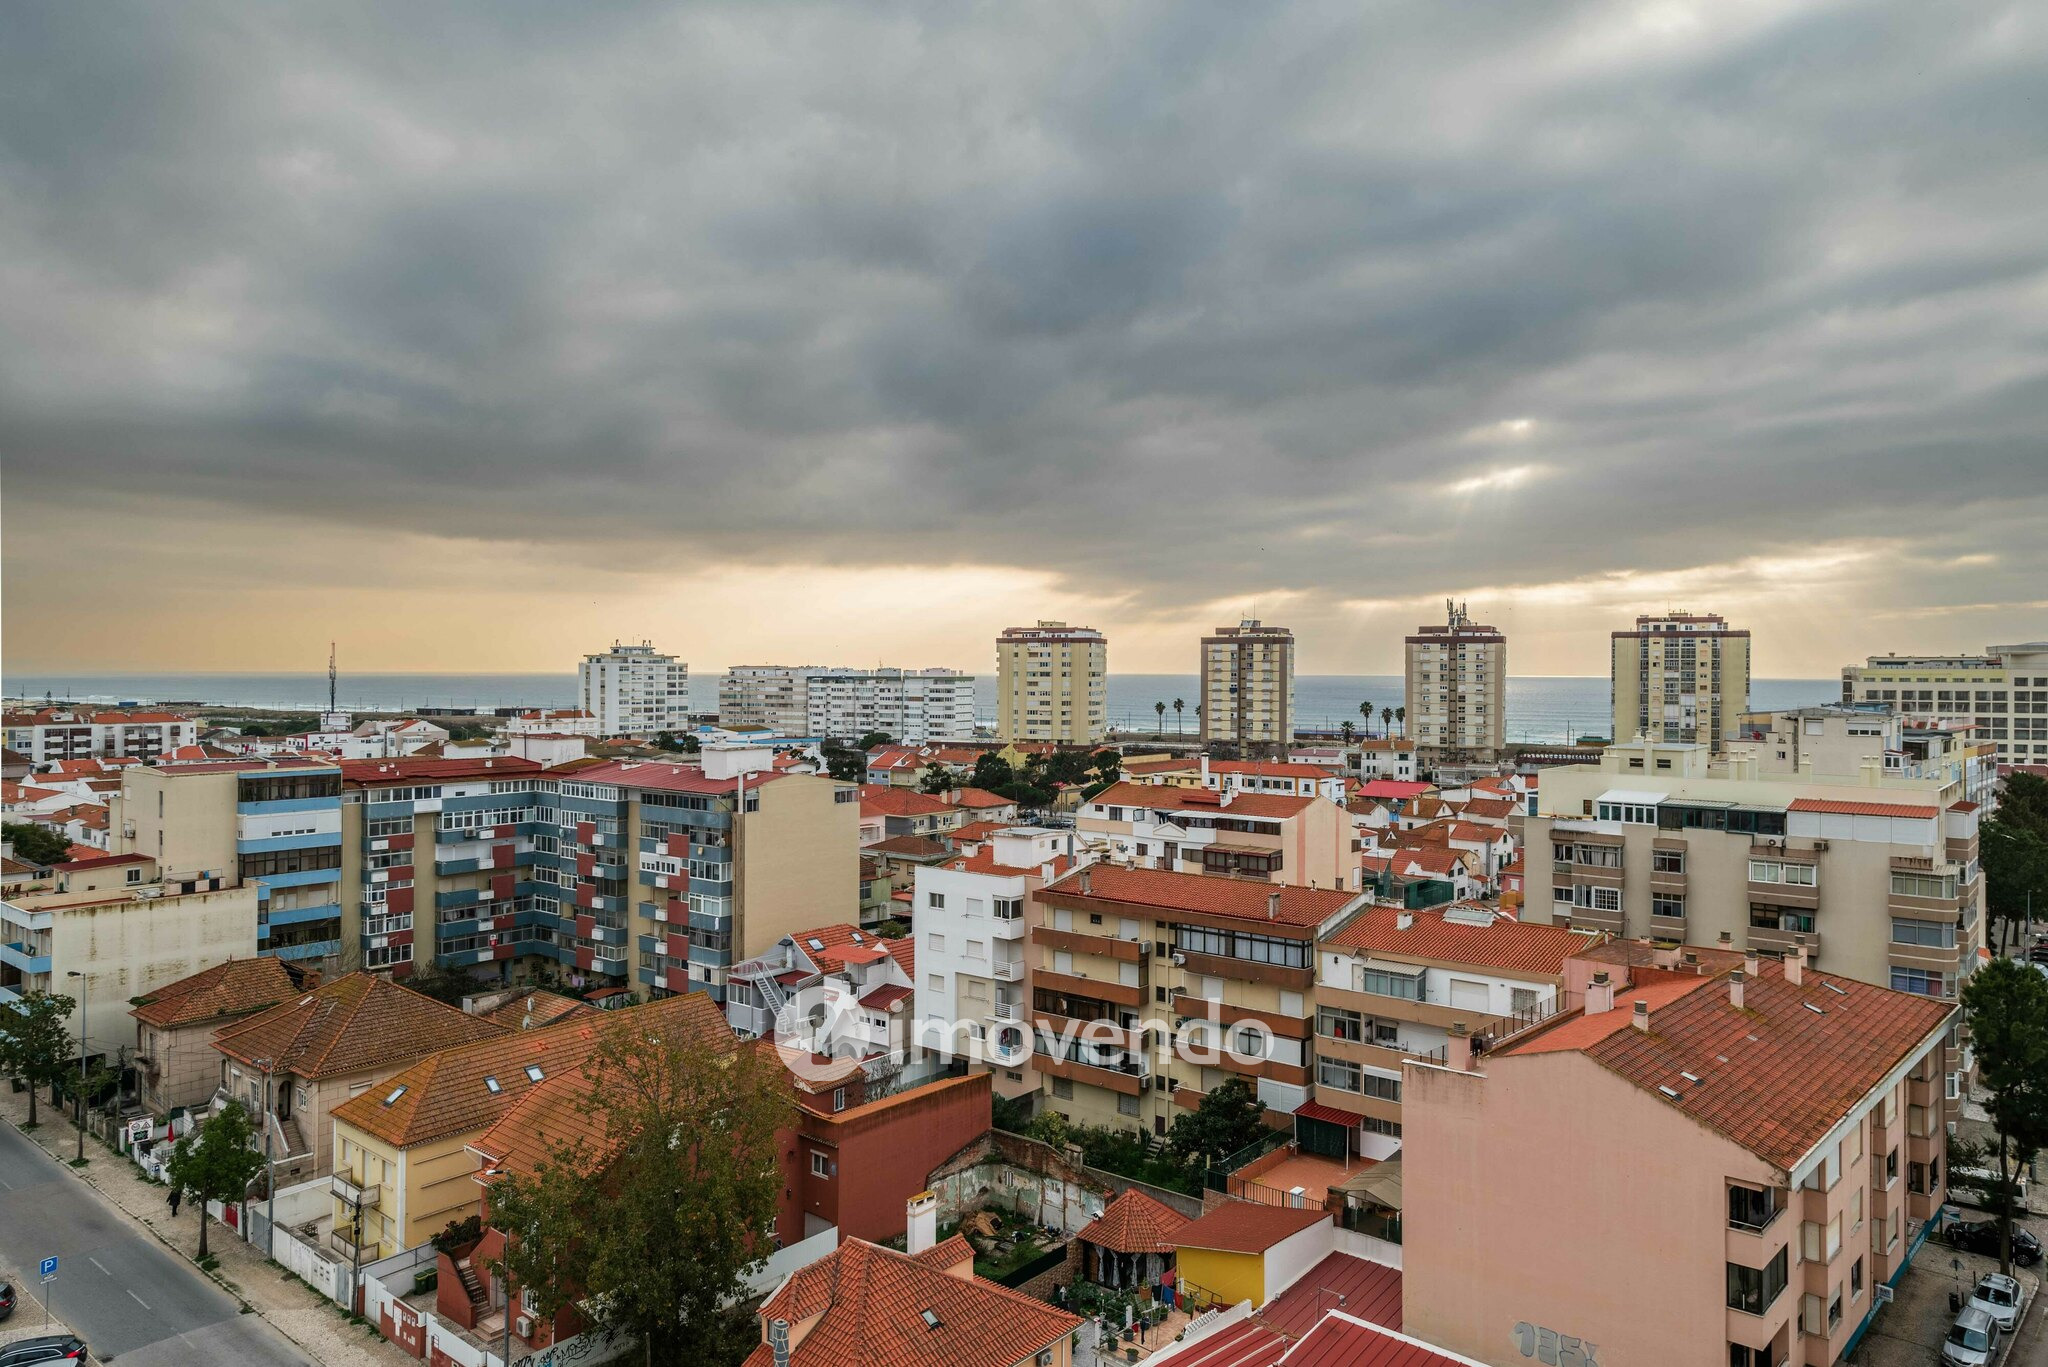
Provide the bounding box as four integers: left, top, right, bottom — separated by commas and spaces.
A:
331, 1172, 380, 1209
1032, 925, 1141, 961
1746, 925, 1820, 959
329, 1228, 370, 1263
1033, 1049, 1149, 1097
989, 958, 1025, 981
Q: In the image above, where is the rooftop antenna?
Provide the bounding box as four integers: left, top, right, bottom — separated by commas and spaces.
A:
328, 642, 338, 716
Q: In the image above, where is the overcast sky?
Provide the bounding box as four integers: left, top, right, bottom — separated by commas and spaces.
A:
4, 0, 2045, 678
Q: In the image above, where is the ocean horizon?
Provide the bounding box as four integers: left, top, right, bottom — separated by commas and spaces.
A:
2, 669, 1841, 746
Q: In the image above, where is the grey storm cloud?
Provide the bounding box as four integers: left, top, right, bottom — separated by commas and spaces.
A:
4, 0, 2047, 630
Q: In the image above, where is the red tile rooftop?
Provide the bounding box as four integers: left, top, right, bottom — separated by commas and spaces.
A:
1324, 905, 1592, 977
1088, 781, 1320, 819
1785, 797, 1939, 818
1256, 1253, 1402, 1338
1074, 1186, 1190, 1255
1172, 1199, 1328, 1255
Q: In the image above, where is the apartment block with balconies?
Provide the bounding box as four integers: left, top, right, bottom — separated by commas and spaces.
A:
996, 620, 1107, 745
1404, 601, 1506, 766
1199, 619, 1296, 751
1075, 781, 1353, 888
1522, 739, 1983, 1025
1403, 946, 1956, 1367
1029, 863, 1362, 1136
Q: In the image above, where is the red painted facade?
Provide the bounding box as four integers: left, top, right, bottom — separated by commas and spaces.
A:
777, 1072, 992, 1246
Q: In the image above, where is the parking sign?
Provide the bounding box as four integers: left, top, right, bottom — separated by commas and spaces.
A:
39, 1255, 58, 1280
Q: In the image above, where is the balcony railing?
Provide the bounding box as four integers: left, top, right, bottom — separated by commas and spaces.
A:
331, 1173, 380, 1209
989, 959, 1025, 981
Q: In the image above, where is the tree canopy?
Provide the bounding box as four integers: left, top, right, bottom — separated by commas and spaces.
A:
1166, 1077, 1268, 1167
481, 1016, 789, 1366
2, 821, 71, 867
855, 731, 893, 751
917, 761, 957, 794
0, 989, 76, 1127
1983, 774, 2048, 952
166, 1100, 267, 1259
1962, 955, 2048, 1273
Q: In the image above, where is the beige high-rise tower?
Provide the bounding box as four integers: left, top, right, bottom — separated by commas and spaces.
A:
1200, 619, 1295, 750
996, 620, 1107, 744
1404, 600, 1506, 764
1611, 612, 1750, 750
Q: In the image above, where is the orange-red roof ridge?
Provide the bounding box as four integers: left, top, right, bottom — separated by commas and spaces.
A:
1043, 864, 1359, 928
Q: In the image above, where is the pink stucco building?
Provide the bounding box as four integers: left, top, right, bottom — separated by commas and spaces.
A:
1402, 940, 1955, 1367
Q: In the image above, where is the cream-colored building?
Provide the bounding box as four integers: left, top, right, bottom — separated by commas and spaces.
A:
131, 956, 302, 1117
1611, 611, 1750, 751
1076, 781, 1355, 889
1404, 600, 1506, 765
995, 621, 1107, 745
1520, 737, 1983, 1009
1200, 619, 1295, 751
0, 856, 257, 1036
718, 666, 829, 734
1840, 641, 2048, 768
1029, 864, 1365, 1136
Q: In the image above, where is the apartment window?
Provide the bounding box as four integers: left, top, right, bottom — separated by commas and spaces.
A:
1317, 1006, 1363, 1042
1652, 893, 1686, 920
1890, 917, 1956, 948
1352, 964, 1426, 1001
1885, 1147, 1899, 1184
1850, 1257, 1864, 1300
1727, 1184, 1780, 1233
993, 898, 1023, 921
1890, 871, 1958, 900
1651, 848, 1685, 874
1908, 1161, 1928, 1194
1117, 1094, 1139, 1117
1890, 967, 1950, 999
1318, 1058, 1362, 1092
1749, 860, 1817, 887
1728, 1347, 1768, 1367
927, 893, 946, 910
928, 933, 946, 954
1051, 1076, 1073, 1100
809, 1150, 830, 1177
1828, 1286, 1842, 1330
1726, 1247, 1788, 1315
831, 1087, 846, 1113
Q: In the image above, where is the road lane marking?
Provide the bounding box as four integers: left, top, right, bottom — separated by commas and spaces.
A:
90, 1256, 112, 1275
127, 1289, 151, 1309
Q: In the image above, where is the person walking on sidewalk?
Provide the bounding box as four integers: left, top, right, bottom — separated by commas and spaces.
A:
167, 1186, 181, 1218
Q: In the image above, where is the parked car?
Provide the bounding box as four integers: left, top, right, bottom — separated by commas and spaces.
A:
1945, 1218, 2043, 1266
1969, 1272, 2025, 1331
1942, 1305, 2002, 1367
0, 1337, 88, 1366
0, 1280, 15, 1321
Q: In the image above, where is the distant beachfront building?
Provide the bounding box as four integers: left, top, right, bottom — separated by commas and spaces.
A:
1200, 619, 1295, 751
578, 641, 689, 736
995, 621, 1107, 745
1404, 601, 1506, 765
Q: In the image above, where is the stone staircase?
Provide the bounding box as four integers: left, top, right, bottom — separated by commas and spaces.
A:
455, 1255, 487, 1313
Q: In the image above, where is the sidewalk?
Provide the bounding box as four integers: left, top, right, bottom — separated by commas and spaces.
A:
0, 1086, 408, 1367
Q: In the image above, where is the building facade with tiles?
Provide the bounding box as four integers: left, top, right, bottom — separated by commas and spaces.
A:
1200, 619, 1296, 751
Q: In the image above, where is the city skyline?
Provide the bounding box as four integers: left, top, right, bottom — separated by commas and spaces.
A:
5, 3, 2046, 676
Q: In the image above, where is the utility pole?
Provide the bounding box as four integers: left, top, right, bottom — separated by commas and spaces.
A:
66, 970, 86, 1161
255, 1056, 277, 1254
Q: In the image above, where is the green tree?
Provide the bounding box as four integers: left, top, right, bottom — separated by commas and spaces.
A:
1982, 819, 2048, 954
678, 732, 702, 754
1394, 706, 1405, 735
971, 752, 1015, 791
1165, 1077, 1268, 1168
918, 762, 957, 795
823, 748, 866, 784
2, 822, 70, 867
1153, 701, 1166, 733
1340, 721, 1356, 744
1359, 700, 1374, 736
1381, 706, 1393, 736
1024, 1108, 1072, 1151
482, 1011, 788, 1367
875, 919, 908, 938
1961, 956, 2048, 1273
165, 1101, 267, 1260
0, 989, 77, 1126
653, 731, 678, 751
1173, 699, 1185, 734
856, 731, 894, 752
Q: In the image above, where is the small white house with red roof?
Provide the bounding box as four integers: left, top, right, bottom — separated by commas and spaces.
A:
725, 923, 919, 1074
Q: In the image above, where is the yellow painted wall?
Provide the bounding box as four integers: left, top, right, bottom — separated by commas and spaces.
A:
1174, 1245, 1264, 1307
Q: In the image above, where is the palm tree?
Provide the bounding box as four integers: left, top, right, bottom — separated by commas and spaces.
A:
1154, 700, 1166, 734
1359, 700, 1373, 737
1394, 706, 1406, 736
1173, 698, 1185, 734
1381, 706, 1393, 737
1340, 720, 1357, 744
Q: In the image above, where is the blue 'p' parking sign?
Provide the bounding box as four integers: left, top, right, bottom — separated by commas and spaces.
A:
39, 1255, 57, 1280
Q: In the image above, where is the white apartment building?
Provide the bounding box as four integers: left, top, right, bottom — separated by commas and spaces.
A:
1521, 736, 1984, 1001
1611, 612, 1751, 751
504, 709, 602, 738
911, 827, 1083, 1102
719, 666, 828, 735
996, 621, 1108, 745
577, 641, 690, 736
1404, 601, 1506, 765
1841, 641, 2048, 767
4, 708, 198, 764
808, 668, 977, 744
1200, 619, 1296, 749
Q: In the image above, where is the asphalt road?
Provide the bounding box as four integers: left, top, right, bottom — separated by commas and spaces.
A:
0, 1123, 310, 1366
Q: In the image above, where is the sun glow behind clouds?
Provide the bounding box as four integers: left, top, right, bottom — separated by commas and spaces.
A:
1448, 464, 1546, 496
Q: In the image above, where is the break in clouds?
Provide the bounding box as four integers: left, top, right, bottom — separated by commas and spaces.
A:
3, 0, 2046, 664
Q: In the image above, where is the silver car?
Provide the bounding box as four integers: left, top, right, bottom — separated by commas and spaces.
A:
1942, 1305, 2001, 1367
1969, 1272, 2025, 1332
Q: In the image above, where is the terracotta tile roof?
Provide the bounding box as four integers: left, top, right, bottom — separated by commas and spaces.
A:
1503, 960, 1955, 1169
1406, 821, 1506, 846
1089, 781, 1318, 820
774, 923, 912, 977
915, 1234, 975, 1271
1455, 797, 1517, 820
947, 820, 1009, 844
339, 756, 544, 786
1324, 906, 1593, 977
468, 993, 734, 1177
860, 983, 914, 1010
1786, 798, 1939, 819
1256, 1252, 1402, 1337
212, 971, 508, 1079
477, 989, 593, 1030
884, 937, 915, 978
1173, 1200, 1328, 1254
1389, 848, 1472, 878
859, 785, 956, 818
1354, 781, 1434, 800
54, 850, 151, 872
334, 994, 722, 1149
1043, 865, 1361, 929
868, 835, 951, 859
132, 957, 300, 1029
941, 848, 1076, 879
1121, 757, 1198, 774
946, 787, 1016, 809
1154, 1320, 1288, 1367
1075, 1187, 1190, 1254
746, 1237, 1082, 1367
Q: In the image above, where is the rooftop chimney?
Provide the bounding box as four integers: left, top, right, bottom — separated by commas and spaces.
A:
1267, 891, 1282, 921
1743, 949, 1760, 979
1586, 970, 1615, 1015
1717, 931, 1734, 949
1446, 1022, 1474, 1072
1632, 999, 1651, 1033
1396, 909, 1414, 931
1785, 938, 1805, 987
1079, 868, 1092, 895
905, 1190, 938, 1256
1652, 943, 1680, 970
1683, 950, 1700, 972
1729, 969, 1746, 1010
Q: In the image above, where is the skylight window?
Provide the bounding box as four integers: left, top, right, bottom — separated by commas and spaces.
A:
920, 1310, 942, 1330
1680, 1071, 1702, 1083
1803, 1003, 1825, 1015
485, 1076, 501, 1094
1657, 1085, 1681, 1099
383, 1085, 407, 1105
1822, 981, 1847, 995
526, 1064, 544, 1082
807, 938, 824, 951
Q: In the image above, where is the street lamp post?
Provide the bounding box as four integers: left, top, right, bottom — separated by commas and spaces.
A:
65, 970, 86, 1162
253, 1056, 277, 1253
